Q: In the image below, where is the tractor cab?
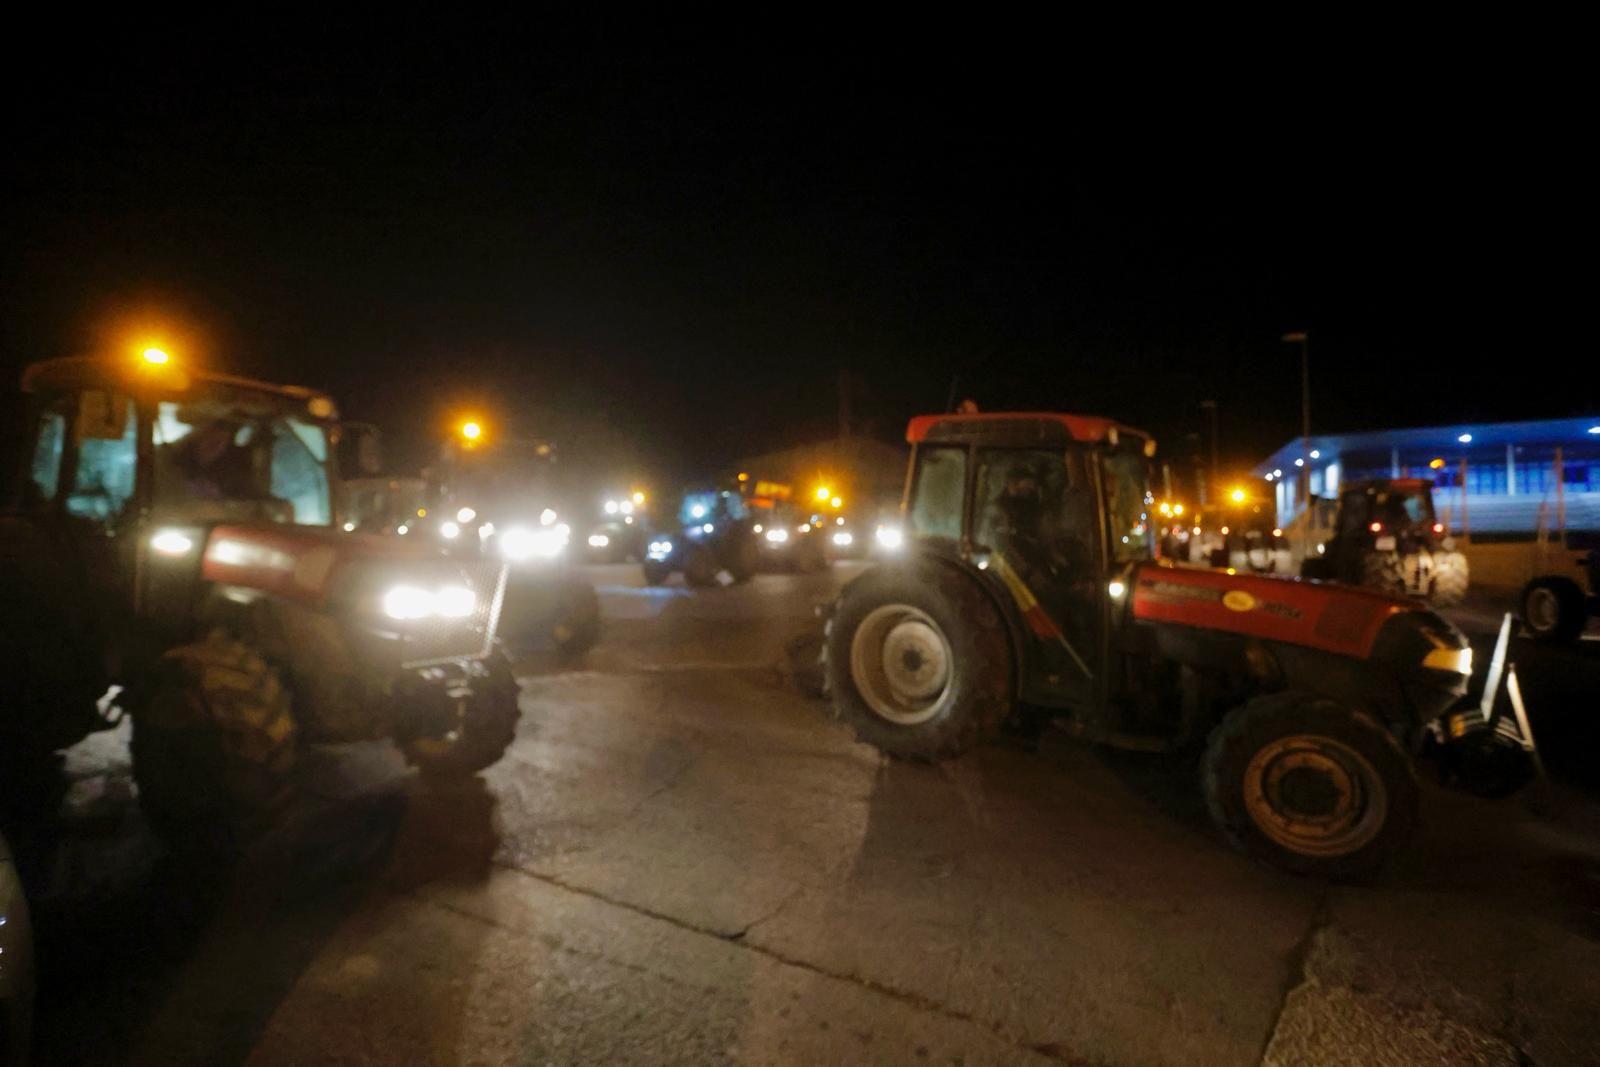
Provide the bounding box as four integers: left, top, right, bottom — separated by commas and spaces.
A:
893, 411, 1155, 712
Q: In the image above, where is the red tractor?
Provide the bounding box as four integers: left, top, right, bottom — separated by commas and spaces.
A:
823, 412, 1519, 878
1, 352, 522, 852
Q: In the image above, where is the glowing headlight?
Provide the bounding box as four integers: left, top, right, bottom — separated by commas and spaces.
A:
765, 527, 790, 543
540, 508, 558, 526
620, 501, 634, 515
604, 500, 619, 515
501, 524, 567, 562
589, 533, 611, 548
832, 531, 854, 547
875, 525, 904, 550
690, 504, 708, 519
456, 507, 476, 523
1108, 580, 1127, 599
383, 585, 435, 620
436, 585, 476, 619
440, 521, 461, 540
702, 523, 715, 533
150, 528, 195, 556
647, 539, 674, 559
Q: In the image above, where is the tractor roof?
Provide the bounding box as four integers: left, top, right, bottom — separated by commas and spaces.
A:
21, 356, 337, 419
906, 412, 1151, 448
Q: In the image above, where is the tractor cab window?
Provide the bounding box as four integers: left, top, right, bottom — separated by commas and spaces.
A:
973, 448, 1096, 574
270, 417, 332, 526
65, 391, 138, 525
29, 403, 68, 504
1099, 445, 1154, 564
906, 446, 967, 543
153, 399, 332, 526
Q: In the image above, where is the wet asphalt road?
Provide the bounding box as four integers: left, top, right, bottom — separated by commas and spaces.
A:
21, 563, 1600, 1066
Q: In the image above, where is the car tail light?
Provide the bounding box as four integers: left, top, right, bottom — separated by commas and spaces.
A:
1369, 522, 1383, 534
1432, 523, 1445, 534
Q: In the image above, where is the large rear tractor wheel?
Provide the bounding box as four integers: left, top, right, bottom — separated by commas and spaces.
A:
1202, 692, 1417, 879
1520, 576, 1587, 644
132, 632, 299, 855
825, 564, 1013, 761
642, 559, 673, 586
1429, 550, 1468, 607
402, 649, 521, 777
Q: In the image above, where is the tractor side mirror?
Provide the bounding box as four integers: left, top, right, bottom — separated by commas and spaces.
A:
338, 423, 384, 478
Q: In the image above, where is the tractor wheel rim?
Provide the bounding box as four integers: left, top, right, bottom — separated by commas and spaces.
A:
1243, 734, 1387, 858
851, 604, 953, 726
1525, 587, 1559, 632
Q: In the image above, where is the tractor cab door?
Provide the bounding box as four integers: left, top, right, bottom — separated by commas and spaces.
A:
966, 447, 1107, 712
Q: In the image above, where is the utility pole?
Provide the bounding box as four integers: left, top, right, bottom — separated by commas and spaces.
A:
1281, 331, 1311, 556
837, 367, 851, 441
1199, 399, 1219, 506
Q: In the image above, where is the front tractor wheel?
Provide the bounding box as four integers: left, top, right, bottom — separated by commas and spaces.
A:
401, 649, 521, 777
1203, 693, 1417, 879
132, 633, 299, 855
1520, 575, 1587, 644
825, 565, 1013, 761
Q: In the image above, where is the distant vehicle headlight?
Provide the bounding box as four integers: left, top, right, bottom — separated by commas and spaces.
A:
588, 533, 611, 548
604, 500, 620, 515
440, 521, 461, 540
690, 504, 708, 519
832, 531, 854, 547
456, 507, 476, 523
765, 527, 790, 544
540, 508, 559, 526
875, 525, 904, 550
647, 539, 673, 560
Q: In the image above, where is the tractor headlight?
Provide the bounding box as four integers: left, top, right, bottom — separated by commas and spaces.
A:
456, 507, 476, 523
150, 527, 197, 556
647, 539, 674, 560
875, 524, 904, 551
588, 533, 611, 548
383, 585, 435, 620
832, 531, 854, 547
765, 527, 790, 544
382, 583, 476, 621
440, 521, 461, 540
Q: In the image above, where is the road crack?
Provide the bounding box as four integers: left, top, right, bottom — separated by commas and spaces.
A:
1256, 884, 1332, 1065
415, 860, 1087, 1064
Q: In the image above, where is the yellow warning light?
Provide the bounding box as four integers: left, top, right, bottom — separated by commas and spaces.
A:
632, 491, 646, 505
142, 347, 171, 366
1229, 488, 1247, 504
738, 472, 749, 482
460, 421, 482, 441
1429, 458, 1445, 469
1173, 504, 1184, 516
815, 486, 831, 501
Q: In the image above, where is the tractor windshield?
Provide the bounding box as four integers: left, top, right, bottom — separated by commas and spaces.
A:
153, 395, 333, 526
1100, 445, 1154, 564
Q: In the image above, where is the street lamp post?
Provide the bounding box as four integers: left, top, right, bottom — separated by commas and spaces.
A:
1281, 331, 1311, 556
1199, 399, 1219, 505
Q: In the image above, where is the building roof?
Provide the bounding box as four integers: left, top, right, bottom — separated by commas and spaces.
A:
1252, 416, 1600, 476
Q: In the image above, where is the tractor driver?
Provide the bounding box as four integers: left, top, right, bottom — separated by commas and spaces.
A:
990, 459, 1097, 674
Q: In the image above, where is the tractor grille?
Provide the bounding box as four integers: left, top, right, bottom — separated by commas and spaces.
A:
396, 561, 509, 668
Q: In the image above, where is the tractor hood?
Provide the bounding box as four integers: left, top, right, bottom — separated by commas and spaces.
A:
197, 522, 462, 604
1131, 563, 1467, 666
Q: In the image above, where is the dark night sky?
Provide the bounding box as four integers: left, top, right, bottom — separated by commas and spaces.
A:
2, 22, 1582, 486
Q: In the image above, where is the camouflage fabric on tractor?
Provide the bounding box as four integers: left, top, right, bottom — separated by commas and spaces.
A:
816, 411, 1528, 879
1, 351, 523, 854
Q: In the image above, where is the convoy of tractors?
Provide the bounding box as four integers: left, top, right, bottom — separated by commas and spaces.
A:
0, 347, 1574, 904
